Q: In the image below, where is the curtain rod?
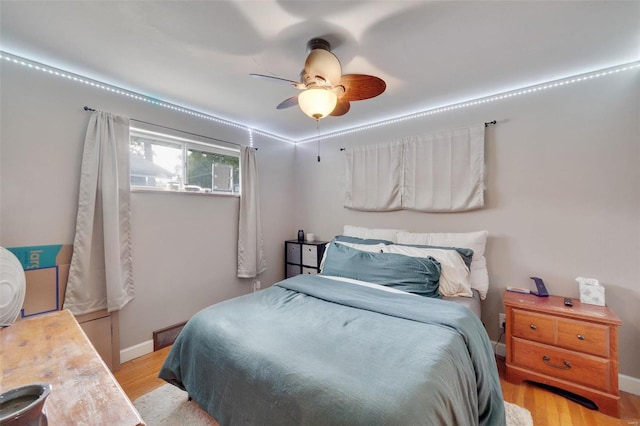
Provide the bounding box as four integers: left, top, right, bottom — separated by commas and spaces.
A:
338, 120, 497, 151
83, 106, 256, 150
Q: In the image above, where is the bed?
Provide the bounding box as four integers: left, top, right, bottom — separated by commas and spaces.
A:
159, 228, 505, 426
444, 288, 482, 318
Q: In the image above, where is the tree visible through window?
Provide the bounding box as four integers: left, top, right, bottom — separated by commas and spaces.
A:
129, 128, 240, 194
130, 135, 182, 188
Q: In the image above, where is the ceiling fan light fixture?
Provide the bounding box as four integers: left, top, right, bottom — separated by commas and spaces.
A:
298, 87, 338, 120
251, 36, 386, 120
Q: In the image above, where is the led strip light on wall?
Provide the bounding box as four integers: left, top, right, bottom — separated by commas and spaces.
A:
0, 51, 290, 145
297, 60, 640, 143
1, 50, 638, 145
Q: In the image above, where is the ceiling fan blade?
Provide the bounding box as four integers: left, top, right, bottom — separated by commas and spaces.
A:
339, 74, 386, 102
250, 73, 304, 89
276, 96, 299, 110
304, 49, 342, 87
330, 100, 350, 116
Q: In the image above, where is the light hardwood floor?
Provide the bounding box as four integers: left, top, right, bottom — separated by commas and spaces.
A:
115, 348, 640, 425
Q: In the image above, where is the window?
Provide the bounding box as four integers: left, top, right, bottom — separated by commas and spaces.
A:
129, 128, 240, 194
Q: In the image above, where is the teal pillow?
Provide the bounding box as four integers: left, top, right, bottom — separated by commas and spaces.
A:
321, 242, 441, 298
334, 235, 394, 245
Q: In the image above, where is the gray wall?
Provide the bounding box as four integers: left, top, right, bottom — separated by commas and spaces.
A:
293, 70, 640, 379
0, 62, 297, 349
1, 60, 638, 382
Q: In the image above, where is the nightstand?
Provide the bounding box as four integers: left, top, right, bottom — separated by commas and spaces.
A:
504, 291, 622, 417
285, 240, 327, 278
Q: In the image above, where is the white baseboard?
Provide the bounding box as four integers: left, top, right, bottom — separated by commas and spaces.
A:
490, 340, 640, 396
120, 339, 153, 363
619, 374, 640, 396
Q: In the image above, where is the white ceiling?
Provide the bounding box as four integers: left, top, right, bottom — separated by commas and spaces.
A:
1, 1, 638, 141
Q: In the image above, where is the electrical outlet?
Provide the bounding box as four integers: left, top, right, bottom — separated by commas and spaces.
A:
252, 280, 261, 292
499, 313, 506, 330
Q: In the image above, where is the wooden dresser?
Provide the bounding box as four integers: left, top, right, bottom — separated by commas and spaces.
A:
0, 310, 144, 425
504, 291, 622, 417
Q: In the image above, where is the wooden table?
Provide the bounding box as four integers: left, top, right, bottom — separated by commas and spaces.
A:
0, 310, 144, 425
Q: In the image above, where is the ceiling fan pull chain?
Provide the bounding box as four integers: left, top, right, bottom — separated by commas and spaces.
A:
316, 119, 321, 162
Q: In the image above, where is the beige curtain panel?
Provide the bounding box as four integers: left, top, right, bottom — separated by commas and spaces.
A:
65, 111, 134, 315
344, 140, 404, 211
344, 124, 485, 212
403, 124, 485, 212
237, 146, 267, 278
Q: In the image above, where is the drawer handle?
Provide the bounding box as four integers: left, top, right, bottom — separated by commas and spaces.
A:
542, 355, 571, 370
529, 324, 537, 330
577, 334, 585, 340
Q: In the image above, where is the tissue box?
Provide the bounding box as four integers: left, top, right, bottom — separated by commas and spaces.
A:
579, 282, 605, 306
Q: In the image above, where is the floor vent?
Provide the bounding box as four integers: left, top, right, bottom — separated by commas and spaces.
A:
153, 321, 187, 351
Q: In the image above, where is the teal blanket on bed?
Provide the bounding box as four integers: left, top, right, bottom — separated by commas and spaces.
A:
159, 275, 505, 426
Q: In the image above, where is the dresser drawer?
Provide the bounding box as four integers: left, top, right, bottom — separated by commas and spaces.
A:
302, 267, 319, 275
512, 310, 555, 345
557, 317, 609, 357
302, 244, 320, 267
286, 243, 301, 264
512, 338, 611, 392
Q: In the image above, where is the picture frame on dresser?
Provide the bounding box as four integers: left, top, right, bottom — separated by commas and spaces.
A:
284, 240, 327, 278
503, 291, 622, 418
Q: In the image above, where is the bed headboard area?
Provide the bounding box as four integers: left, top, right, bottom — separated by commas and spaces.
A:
341, 225, 489, 300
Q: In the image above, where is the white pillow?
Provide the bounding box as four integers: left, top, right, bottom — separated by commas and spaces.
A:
343, 225, 406, 243
396, 230, 489, 299
381, 245, 473, 298
319, 241, 386, 273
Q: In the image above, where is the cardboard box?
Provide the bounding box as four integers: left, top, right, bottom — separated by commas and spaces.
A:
7, 244, 72, 318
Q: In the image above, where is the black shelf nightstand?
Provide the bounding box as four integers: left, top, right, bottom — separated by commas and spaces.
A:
284, 240, 328, 278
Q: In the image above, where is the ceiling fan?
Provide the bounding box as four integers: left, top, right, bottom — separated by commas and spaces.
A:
251, 38, 386, 120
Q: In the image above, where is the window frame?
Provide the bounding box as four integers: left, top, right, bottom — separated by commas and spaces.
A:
129, 127, 241, 196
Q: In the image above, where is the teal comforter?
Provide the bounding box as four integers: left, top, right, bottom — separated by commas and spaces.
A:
159, 275, 505, 426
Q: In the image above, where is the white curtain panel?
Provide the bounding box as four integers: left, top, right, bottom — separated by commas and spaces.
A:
343, 125, 485, 212
403, 124, 485, 212
237, 146, 267, 278
344, 140, 403, 211
65, 111, 134, 315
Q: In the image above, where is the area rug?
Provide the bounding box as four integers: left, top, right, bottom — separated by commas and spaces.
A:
134, 384, 219, 426
134, 384, 533, 426
504, 400, 534, 426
